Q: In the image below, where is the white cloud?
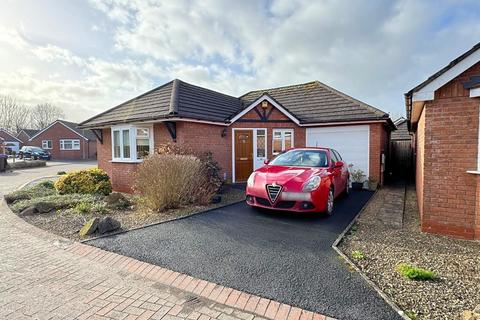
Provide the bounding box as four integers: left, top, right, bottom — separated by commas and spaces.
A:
1, 0, 480, 123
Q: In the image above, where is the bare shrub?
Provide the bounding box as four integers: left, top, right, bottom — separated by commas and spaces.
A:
134, 153, 217, 211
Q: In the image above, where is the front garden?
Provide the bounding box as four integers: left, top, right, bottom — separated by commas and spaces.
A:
340, 186, 480, 320
4, 147, 245, 240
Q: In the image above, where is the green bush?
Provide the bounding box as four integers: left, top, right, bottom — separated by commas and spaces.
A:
11, 194, 101, 213
4, 183, 56, 204
72, 200, 108, 215
54, 168, 112, 196
396, 263, 436, 281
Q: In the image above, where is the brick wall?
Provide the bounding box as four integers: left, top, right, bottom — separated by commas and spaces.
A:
368, 123, 389, 185
415, 108, 426, 219
29, 122, 95, 160
417, 61, 480, 239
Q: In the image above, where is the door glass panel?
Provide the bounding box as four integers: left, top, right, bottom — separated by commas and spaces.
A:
256, 130, 266, 158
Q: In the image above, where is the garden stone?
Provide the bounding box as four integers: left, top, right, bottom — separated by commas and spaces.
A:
34, 202, 57, 213
19, 206, 39, 216
104, 192, 130, 209
79, 218, 99, 237
97, 217, 121, 234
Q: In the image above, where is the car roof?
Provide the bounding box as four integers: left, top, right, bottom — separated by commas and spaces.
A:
285, 147, 331, 152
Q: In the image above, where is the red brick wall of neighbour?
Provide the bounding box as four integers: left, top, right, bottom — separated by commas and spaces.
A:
418, 61, 480, 239
415, 108, 426, 219
29, 122, 95, 160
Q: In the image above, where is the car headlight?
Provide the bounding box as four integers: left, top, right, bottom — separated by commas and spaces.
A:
247, 173, 256, 187
302, 176, 321, 192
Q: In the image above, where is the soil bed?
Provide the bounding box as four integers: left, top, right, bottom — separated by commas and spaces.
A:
340, 185, 480, 320
11, 179, 245, 241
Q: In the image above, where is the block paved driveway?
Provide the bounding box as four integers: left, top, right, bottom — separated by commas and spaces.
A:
90, 192, 402, 320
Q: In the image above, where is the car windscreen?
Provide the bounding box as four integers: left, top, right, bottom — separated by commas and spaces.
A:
269, 150, 328, 167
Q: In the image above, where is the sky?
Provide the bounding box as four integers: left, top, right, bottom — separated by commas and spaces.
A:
0, 0, 479, 123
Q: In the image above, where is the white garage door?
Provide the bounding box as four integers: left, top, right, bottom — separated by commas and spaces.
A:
306, 125, 370, 176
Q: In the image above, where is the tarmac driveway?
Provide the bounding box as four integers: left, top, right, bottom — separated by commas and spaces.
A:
89, 191, 401, 320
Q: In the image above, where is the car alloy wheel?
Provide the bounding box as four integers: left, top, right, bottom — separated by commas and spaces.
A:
326, 189, 334, 216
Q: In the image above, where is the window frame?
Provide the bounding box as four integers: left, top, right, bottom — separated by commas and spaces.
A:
111, 124, 154, 162
42, 140, 52, 149
59, 139, 80, 151
272, 129, 294, 155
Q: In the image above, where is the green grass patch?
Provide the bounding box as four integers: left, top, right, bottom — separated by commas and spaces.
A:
11, 194, 102, 213
396, 263, 436, 281
4, 182, 56, 204
351, 250, 365, 260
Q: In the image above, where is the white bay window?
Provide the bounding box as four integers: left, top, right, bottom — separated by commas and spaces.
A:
111, 125, 153, 162
60, 139, 80, 150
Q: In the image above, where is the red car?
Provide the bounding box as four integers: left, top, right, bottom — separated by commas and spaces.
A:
245, 148, 350, 215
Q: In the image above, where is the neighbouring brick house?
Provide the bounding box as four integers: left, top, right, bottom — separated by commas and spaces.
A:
80, 79, 394, 193
28, 120, 97, 160
0, 128, 22, 153
405, 42, 480, 239
16, 129, 39, 147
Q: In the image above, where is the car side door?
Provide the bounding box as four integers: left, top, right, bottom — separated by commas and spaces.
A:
333, 150, 348, 189
329, 150, 342, 197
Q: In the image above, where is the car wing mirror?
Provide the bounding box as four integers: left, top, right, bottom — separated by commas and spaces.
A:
334, 161, 343, 168
264, 159, 270, 165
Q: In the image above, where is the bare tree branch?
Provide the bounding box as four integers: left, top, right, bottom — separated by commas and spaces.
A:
0, 95, 30, 133
30, 103, 65, 129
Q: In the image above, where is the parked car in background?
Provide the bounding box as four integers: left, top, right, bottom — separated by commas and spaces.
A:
246, 148, 349, 215
18, 146, 51, 160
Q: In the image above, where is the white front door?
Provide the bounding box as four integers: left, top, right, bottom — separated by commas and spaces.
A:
253, 129, 267, 170
306, 125, 370, 176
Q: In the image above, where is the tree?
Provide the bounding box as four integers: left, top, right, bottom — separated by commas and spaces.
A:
0, 95, 30, 133
30, 103, 65, 129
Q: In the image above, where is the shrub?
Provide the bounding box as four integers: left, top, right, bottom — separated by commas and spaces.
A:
157, 143, 223, 191
396, 263, 436, 281
75, 201, 92, 214
135, 153, 218, 211
350, 168, 366, 183
54, 168, 112, 196
73, 200, 108, 215
4, 183, 56, 204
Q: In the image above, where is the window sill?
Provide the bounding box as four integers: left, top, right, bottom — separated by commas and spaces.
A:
466, 170, 480, 175
109, 159, 144, 164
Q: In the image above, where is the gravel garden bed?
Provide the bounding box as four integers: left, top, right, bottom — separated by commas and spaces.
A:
6, 178, 245, 241
339, 185, 480, 320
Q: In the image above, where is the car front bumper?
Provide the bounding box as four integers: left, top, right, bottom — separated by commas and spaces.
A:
246, 185, 328, 213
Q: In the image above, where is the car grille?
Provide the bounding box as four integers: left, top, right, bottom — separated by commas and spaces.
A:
275, 201, 296, 209
255, 197, 271, 207
266, 184, 282, 203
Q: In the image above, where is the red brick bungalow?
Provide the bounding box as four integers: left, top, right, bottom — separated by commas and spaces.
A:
16, 129, 39, 147
80, 80, 394, 193
0, 128, 22, 153
28, 120, 97, 160
405, 42, 480, 239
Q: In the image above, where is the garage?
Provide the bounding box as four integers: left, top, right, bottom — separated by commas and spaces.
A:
0, 129, 22, 154
306, 125, 370, 176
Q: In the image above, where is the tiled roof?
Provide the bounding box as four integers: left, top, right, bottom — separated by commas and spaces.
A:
80, 80, 242, 127
18, 129, 39, 138
80, 79, 391, 128
59, 120, 97, 140
239, 81, 389, 124
391, 119, 411, 141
